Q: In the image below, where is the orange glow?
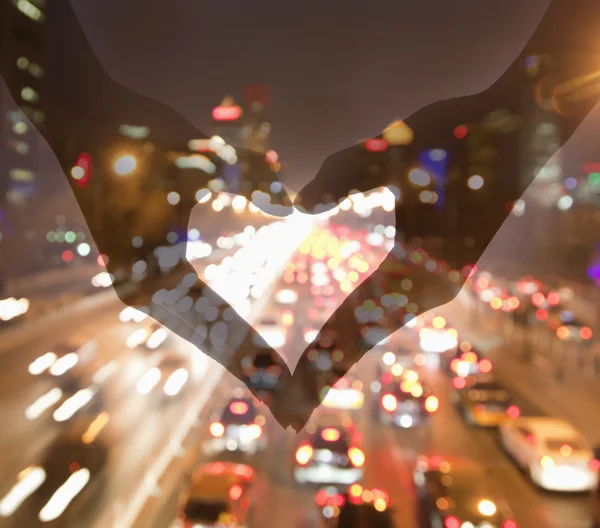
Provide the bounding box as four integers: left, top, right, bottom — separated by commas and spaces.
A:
321, 428, 341, 442
248, 424, 262, 439
348, 447, 365, 467
230, 401, 249, 415
490, 297, 503, 310
507, 296, 520, 310
281, 310, 294, 326
425, 395, 439, 413
450, 359, 461, 372
295, 444, 313, 465
479, 359, 493, 373
475, 277, 489, 290
556, 326, 570, 340
462, 352, 477, 363
381, 393, 398, 412
459, 341, 472, 352
559, 444, 573, 458
349, 483, 363, 497
432, 316, 446, 329
210, 421, 225, 437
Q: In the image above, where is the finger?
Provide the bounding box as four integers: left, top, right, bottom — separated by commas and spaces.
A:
293, 143, 391, 214
286, 243, 464, 431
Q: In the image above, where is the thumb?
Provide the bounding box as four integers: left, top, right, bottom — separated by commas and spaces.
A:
293, 144, 390, 214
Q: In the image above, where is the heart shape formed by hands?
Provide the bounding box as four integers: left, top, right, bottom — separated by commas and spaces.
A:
4, 0, 600, 432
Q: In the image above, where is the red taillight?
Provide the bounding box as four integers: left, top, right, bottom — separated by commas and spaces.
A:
210, 422, 225, 437
332, 493, 346, 507
590, 459, 600, 472
444, 516, 460, 528
266, 365, 282, 376
452, 377, 466, 389
507, 405, 521, 419
425, 395, 439, 413
295, 444, 313, 465
503, 521, 518, 528
315, 489, 328, 506
228, 484, 243, 501
348, 447, 365, 467
479, 359, 492, 373
381, 393, 398, 412
321, 428, 341, 442
230, 401, 249, 415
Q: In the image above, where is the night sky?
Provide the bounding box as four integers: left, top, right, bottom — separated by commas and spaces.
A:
53, 0, 560, 188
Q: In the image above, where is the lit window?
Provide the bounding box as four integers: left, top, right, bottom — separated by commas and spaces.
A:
21, 87, 39, 103
10, 169, 36, 182
16, 57, 29, 70
28, 63, 44, 78
7, 139, 29, 155
13, 122, 28, 135
13, 0, 45, 22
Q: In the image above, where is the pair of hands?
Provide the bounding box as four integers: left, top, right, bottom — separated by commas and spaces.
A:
5, 0, 600, 431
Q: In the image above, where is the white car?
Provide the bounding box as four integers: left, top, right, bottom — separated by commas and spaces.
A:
136, 354, 189, 398
320, 375, 364, 410
499, 416, 599, 492
126, 320, 168, 350
252, 318, 287, 349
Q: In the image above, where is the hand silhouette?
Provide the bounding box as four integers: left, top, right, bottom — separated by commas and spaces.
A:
3, 0, 600, 432
282, 0, 600, 431
1, 0, 299, 425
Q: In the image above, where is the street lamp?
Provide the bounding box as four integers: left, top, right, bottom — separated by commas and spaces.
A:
114, 155, 137, 176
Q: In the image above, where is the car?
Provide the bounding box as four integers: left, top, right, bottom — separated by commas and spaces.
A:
241, 351, 287, 392
378, 374, 439, 428
413, 455, 518, 528
453, 379, 521, 427
208, 396, 267, 454
27, 340, 97, 378
118, 306, 149, 323
136, 353, 189, 398
360, 322, 391, 348
125, 320, 168, 350
0, 418, 109, 523
377, 349, 420, 379
444, 348, 493, 379
294, 417, 365, 485
320, 371, 365, 410
252, 317, 287, 349
174, 462, 255, 528
417, 325, 458, 355
499, 416, 599, 492
316, 484, 395, 527
275, 288, 299, 305
548, 310, 593, 341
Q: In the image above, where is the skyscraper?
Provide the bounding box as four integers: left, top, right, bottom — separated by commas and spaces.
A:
0, 0, 46, 207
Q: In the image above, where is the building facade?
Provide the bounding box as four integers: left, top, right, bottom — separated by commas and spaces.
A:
0, 0, 46, 208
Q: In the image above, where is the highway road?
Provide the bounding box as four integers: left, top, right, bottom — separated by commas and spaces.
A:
0, 215, 596, 527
